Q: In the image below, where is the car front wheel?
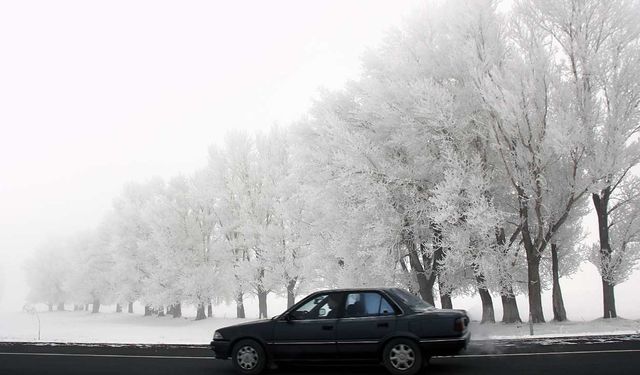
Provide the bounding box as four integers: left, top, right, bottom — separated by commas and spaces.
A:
231, 339, 266, 375
382, 338, 423, 375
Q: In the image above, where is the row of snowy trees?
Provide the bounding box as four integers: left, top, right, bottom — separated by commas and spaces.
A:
26, 0, 640, 322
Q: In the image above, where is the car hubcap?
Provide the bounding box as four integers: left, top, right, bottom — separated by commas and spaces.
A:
236, 346, 259, 370
390, 344, 415, 370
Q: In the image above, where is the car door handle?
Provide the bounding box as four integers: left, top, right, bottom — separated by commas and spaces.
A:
377, 322, 389, 328
322, 325, 334, 331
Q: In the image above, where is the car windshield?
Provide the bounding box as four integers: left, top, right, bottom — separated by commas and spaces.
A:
390, 288, 434, 311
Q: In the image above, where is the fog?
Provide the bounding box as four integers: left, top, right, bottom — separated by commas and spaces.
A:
0, 0, 418, 311
1, 0, 638, 324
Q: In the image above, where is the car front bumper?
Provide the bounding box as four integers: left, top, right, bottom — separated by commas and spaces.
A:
210, 340, 231, 359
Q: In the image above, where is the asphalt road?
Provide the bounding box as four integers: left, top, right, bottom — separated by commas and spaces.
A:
1, 334, 639, 375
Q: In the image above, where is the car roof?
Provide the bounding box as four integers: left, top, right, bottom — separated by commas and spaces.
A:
311, 287, 398, 294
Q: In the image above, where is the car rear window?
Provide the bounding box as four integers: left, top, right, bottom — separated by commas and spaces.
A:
390, 288, 434, 311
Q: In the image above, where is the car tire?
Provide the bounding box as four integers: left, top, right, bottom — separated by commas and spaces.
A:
231, 339, 267, 375
382, 338, 423, 375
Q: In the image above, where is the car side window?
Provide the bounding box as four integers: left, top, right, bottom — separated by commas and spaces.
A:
344, 292, 396, 318
290, 293, 340, 320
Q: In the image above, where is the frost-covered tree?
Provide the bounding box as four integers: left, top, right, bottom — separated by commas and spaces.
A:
65, 226, 116, 313
588, 176, 640, 310
24, 238, 72, 311
109, 179, 165, 314
471, 1, 592, 322
523, 0, 640, 318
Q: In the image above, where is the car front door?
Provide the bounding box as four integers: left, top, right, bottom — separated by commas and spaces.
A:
271, 292, 344, 361
336, 292, 398, 360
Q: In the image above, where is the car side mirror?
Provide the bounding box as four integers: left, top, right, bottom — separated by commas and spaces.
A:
282, 313, 294, 323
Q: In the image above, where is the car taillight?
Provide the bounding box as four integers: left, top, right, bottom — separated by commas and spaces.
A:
454, 317, 466, 332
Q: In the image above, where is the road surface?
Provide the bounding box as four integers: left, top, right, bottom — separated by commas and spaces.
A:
1, 334, 639, 374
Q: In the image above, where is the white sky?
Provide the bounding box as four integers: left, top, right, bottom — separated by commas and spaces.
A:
0, 0, 420, 310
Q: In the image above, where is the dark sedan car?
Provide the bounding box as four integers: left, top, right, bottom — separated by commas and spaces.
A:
210, 288, 470, 375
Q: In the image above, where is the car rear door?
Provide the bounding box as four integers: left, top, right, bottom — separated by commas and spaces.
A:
271, 292, 343, 361
335, 292, 398, 360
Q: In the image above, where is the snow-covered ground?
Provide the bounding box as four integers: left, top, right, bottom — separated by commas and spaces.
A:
1, 309, 638, 345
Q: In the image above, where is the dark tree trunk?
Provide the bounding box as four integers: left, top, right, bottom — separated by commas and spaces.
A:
91, 299, 100, 314
440, 292, 453, 310
48, 303, 53, 312
128, 302, 134, 313
406, 230, 443, 306
167, 305, 174, 316
500, 283, 522, 323
73, 304, 80, 311
57, 303, 65, 311
495, 228, 522, 323
407, 241, 434, 304
475, 272, 495, 323
501, 293, 522, 323
438, 276, 452, 309
236, 293, 245, 318
602, 279, 617, 318
144, 305, 152, 316
207, 303, 213, 318
195, 303, 206, 321
157, 306, 165, 317
524, 253, 544, 323
286, 278, 297, 308
116, 304, 122, 313
518, 187, 546, 323
171, 303, 182, 318
257, 289, 268, 319
84, 304, 89, 311
551, 244, 567, 321
593, 190, 617, 319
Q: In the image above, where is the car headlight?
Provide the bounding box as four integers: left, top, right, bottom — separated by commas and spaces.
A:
213, 331, 224, 340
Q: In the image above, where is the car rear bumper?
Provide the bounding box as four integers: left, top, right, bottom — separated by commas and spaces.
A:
418, 330, 470, 355
210, 340, 231, 359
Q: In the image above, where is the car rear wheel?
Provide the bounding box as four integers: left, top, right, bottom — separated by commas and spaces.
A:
231, 339, 266, 375
382, 338, 423, 375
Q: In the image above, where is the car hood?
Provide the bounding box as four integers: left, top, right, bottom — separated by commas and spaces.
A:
217, 319, 274, 337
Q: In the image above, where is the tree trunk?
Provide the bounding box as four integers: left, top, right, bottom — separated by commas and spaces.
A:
593, 191, 617, 319
407, 237, 442, 306
525, 253, 544, 323
128, 302, 134, 313
195, 303, 206, 321
157, 305, 165, 317
602, 279, 617, 318
48, 303, 53, 312
286, 278, 297, 308
518, 187, 546, 323
440, 292, 453, 310
236, 293, 245, 318
438, 277, 453, 309
57, 303, 65, 311
551, 244, 567, 321
116, 304, 122, 313
207, 303, 213, 318
171, 303, 182, 318
91, 299, 100, 314
257, 289, 268, 319
144, 305, 152, 316
84, 304, 89, 311
500, 284, 522, 323
475, 272, 495, 323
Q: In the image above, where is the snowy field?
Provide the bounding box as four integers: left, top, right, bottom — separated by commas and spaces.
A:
2, 309, 639, 345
